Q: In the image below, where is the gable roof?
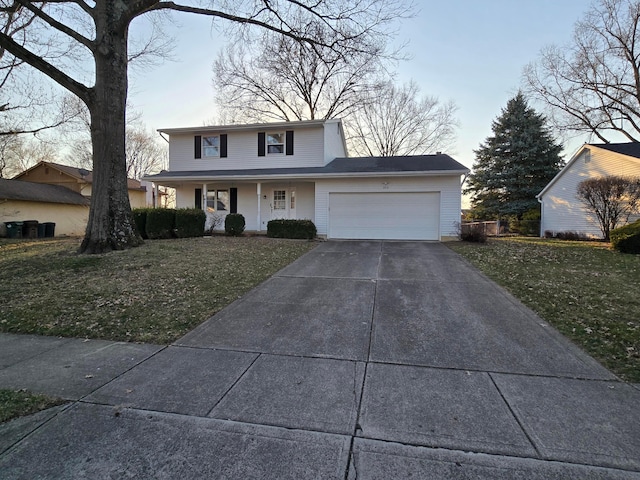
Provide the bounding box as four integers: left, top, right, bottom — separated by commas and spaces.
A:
14, 161, 147, 191
537, 142, 640, 199
157, 118, 340, 135
0, 178, 90, 205
143, 154, 469, 182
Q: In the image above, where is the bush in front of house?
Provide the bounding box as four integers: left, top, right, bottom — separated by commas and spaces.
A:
175, 208, 206, 238
267, 219, 317, 239
132, 207, 153, 239
516, 209, 541, 236
225, 213, 246, 236
610, 219, 640, 254
146, 208, 176, 239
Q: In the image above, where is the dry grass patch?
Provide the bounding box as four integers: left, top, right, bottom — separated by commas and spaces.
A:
0, 236, 317, 344
0, 389, 66, 424
448, 237, 640, 382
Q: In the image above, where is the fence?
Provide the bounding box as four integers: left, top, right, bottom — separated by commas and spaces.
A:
460, 221, 505, 237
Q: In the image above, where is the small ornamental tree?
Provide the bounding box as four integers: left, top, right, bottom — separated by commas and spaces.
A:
576, 176, 640, 241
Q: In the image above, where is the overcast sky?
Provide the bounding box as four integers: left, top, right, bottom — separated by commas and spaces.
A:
128, 0, 594, 169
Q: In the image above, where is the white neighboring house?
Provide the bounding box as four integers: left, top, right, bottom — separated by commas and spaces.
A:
144, 119, 469, 241
537, 143, 640, 238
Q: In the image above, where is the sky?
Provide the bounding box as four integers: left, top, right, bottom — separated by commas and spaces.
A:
128, 0, 594, 170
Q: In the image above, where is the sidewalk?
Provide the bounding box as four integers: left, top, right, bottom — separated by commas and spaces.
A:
1, 241, 639, 479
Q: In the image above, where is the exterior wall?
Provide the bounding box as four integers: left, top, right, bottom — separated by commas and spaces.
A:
314, 176, 463, 240
540, 148, 640, 238
168, 127, 325, 172
0, 200, 89, 236
17, 164, 83, 193
128, 189, 149, 208
175, 182, 315, 232
322, 121, 348, 163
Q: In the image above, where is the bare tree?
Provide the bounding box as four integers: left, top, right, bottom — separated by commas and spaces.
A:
347, 80, 458, 157
213, 22, 394, 123
577, 175, 640, 240
0, 1, 412, 253
125, 125, 167, 180
0, 134, 57, 178
523, 0, 640, 142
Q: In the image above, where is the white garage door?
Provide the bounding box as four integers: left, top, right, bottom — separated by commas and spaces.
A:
328, 192, 440, 240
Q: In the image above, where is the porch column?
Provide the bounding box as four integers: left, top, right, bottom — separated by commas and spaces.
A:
257, 182, 262, 232
153, 183, 159, 207
202, 183, 207, 211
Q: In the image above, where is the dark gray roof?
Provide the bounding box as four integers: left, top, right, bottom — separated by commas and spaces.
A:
0, 178, 90, 205
592, 142, 640, 159
145, 154, 469, 181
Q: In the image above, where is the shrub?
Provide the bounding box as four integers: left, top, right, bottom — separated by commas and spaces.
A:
146, 208, 176, 239
225, 213, 246, 236
132, 208, 153, 239
206, 213, 224, 235
610, 219, 640, 254
517, 209, 541, 236
554, 231, 590, 241
460, 224, 487, 243
175, 208, 206, 238
267, 219, 317, 239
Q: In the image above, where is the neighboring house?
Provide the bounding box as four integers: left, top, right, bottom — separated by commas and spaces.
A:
537, 143, 640, 238
14, 161, 149, 208
144, 119, 469, 241
0, 178, 90, 236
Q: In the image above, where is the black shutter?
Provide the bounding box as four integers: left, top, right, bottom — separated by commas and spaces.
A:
220, 134, 228, 158
195, 188, 202, 209
258, 132, 266, 156
286, 130, 294, 155
230, 188, 238, 213
194, 135, 202, 159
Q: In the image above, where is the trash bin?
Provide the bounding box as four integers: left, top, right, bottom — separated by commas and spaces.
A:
22, 220, 39, 239
43, 222, 56, 238
5, 221, 23, 239
37, 223, 46, 238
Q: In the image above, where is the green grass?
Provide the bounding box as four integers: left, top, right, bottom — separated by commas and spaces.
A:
448, 237, 640, 382
0, 236, 317, 344
0, 389, 65, 424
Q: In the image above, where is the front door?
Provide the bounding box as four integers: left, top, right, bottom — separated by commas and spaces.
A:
271, 188, 296, 219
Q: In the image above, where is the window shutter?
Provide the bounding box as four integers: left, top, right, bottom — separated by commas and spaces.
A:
258, 132, 266, 157
194, 135, 202, 159
195, 188, 202, 209
286, 130, 294, 155
230, 188, 238, 213
220, 134, 228, 158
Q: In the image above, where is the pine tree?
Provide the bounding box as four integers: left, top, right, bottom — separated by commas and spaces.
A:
465, 92, 564, 220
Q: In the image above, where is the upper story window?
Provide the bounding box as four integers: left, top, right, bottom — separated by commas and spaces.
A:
203, 136, 220, 157
267, 133, 285, 154
194, 134, 227, 159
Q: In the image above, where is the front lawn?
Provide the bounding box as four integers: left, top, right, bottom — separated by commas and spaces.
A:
448, 237, 640, 382
0, 236, 317, 344
0, 389, 65, 424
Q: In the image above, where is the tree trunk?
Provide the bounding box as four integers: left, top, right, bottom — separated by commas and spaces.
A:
80, 4, 143, 254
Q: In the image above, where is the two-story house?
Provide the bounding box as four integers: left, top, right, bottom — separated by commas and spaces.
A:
144, 119, 469, 241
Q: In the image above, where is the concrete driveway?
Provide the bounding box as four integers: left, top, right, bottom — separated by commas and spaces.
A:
1, 241, 639, 479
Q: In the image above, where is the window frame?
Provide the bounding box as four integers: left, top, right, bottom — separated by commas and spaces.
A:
203, 135, 220, 158
206, 189, 229, 212
266, 132, 285, 155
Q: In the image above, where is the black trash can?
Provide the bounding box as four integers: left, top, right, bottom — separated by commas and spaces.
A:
43, 222, 56, 238
5, 221, 23, 239
22, 220, 39, 239
37, 223, 46, 238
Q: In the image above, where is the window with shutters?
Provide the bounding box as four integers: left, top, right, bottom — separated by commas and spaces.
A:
206, 189, 229, 212
203, 136, 220, 157
267, 133, 285, 154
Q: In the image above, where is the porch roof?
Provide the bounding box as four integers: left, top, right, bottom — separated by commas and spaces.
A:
144, 154, 469, 183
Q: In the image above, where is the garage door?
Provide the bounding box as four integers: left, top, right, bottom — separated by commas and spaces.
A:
328, 192, 440, 240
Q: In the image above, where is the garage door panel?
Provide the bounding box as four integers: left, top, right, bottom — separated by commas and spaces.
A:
328, 192, 440, 240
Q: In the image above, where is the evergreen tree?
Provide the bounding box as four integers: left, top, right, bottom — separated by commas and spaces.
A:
465, 92, 564, 220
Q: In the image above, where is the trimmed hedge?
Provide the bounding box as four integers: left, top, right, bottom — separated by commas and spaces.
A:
175, 208, 206, 238
267, 219, 316, 239
146, 208, 176, 239
610, 219, 640, 254
225, 213, 246, 236
132, 208, 153, 239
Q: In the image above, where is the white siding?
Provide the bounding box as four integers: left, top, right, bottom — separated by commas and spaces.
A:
169, 127, 325, 172
323, 120, 348, 164
315, 176, 463, 240
540, 147, 640, 238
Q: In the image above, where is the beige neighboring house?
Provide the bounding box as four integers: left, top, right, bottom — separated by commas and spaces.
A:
0, 178, 90, 236
14, 161, 149, 208
537, 143, 640, 238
